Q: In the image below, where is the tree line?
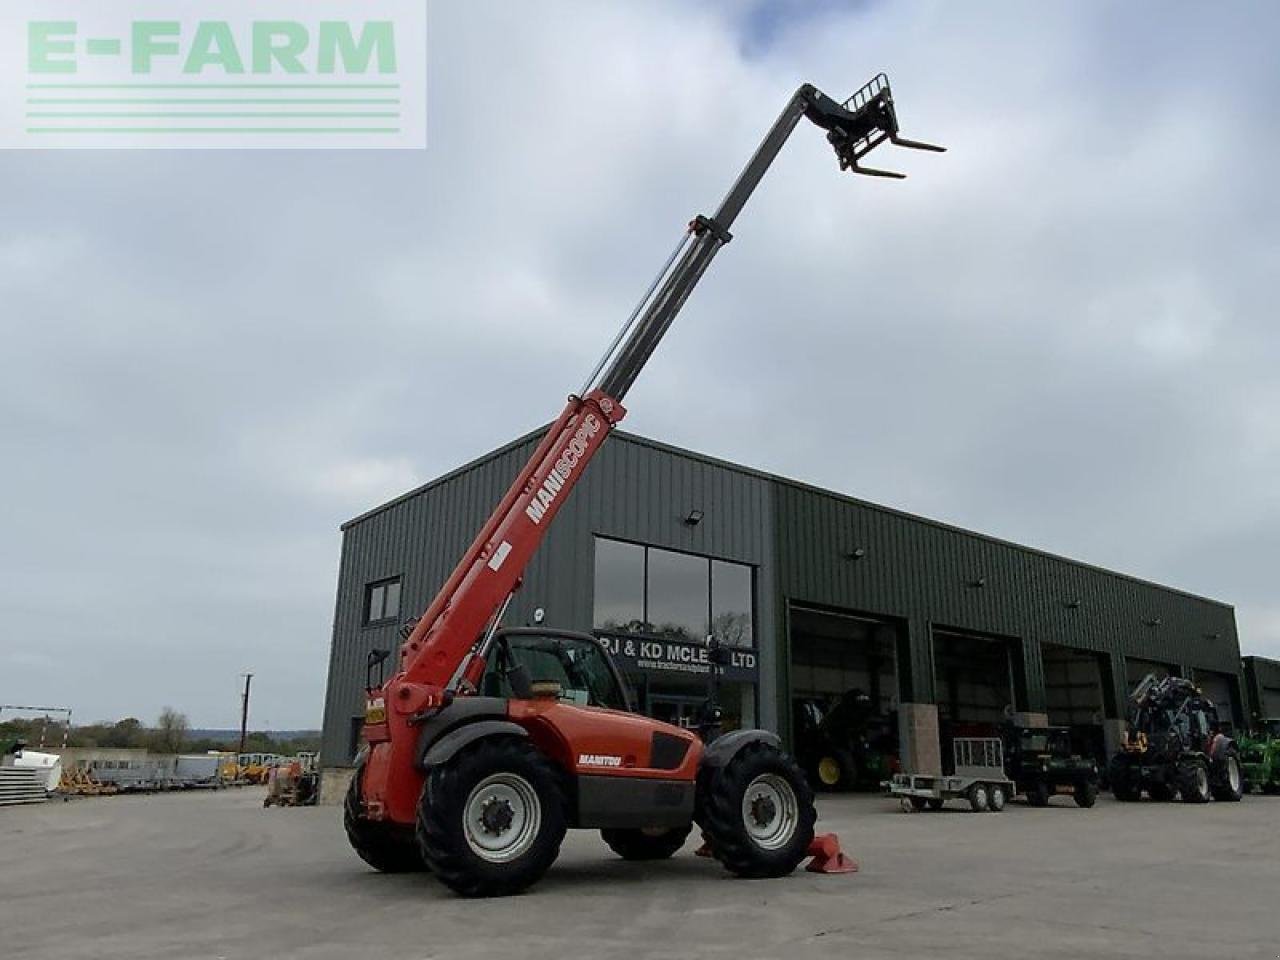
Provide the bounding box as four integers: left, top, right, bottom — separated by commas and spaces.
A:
1, 708, 320, 756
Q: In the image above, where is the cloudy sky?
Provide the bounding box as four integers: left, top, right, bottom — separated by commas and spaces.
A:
2, 1, 1278, 729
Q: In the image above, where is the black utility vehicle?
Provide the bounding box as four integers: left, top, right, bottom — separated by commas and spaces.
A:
1002, 724, 1098, 807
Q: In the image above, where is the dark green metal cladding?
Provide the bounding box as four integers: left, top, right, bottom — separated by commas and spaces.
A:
321, 430, 1242, 764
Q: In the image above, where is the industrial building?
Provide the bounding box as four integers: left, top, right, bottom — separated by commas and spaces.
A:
320, 428, 1244, 787
1244, 656, 1280, 723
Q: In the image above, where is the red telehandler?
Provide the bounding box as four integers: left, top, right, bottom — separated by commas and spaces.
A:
345, 75, 942, 896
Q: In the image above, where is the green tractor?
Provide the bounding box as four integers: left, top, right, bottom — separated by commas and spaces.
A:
792, 689, 897, 791
1238, 718, 1280, 794
1001, 724, 1099, 808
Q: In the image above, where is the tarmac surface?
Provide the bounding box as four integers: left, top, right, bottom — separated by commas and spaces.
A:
3, 786, 1278, 960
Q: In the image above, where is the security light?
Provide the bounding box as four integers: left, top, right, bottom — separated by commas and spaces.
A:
847, 547, 867, 560
684, 509, 704, 526
1064, 599, 1081, 609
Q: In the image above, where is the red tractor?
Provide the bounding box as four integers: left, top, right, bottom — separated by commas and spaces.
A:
344, 75, 941, 896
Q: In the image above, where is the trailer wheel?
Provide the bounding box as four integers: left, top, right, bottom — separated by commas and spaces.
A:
1177, 757, 1211, 804
988, 783, 1007, 812
968, 783, 990, 813
1073, 780, 1098, 808
416, 737, 566, 897
344, 766, 426, 873
698, 742, 816, 878
601, 825, 692, 861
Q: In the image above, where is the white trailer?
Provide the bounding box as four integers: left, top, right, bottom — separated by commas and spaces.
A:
888, 737, 1015, 812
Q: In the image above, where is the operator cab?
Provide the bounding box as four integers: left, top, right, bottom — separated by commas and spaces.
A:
481, 628, 632, 712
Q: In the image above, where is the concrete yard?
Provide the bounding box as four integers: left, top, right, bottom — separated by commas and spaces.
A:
2, 787, 1278, 960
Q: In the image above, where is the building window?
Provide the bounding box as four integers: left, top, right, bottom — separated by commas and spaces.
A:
593, 539, 645, 632
364, 577, 401, 625
711, 559, 753, 648
647, 548, 709, 644
592, 538, 754, 647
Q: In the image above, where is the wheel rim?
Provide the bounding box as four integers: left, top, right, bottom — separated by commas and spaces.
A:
972, 785, 989, 810
817, 757, 841, 786
741, 773, 799, 850
990, 786, 1005, 809
1227, 757, 1241, 793
464, 773, 541, 863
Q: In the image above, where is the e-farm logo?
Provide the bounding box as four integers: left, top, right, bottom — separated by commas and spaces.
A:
0, 1, 426, 149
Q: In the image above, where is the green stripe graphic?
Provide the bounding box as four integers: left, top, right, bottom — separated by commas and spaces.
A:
25, 127, 402, 134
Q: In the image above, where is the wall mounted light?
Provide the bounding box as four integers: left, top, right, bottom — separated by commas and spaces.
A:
1204, 632, 1221, 640
684, 509, 704, 526
968, 576, 987, 589
1144, 617, 1162, 627
1063, 599, 1082, 609
846, 547, 867, 561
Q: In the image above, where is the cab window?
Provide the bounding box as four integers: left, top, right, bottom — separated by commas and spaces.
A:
483, 633, 628, 711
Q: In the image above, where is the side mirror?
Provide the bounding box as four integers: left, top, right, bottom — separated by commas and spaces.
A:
506, 663, 533, 699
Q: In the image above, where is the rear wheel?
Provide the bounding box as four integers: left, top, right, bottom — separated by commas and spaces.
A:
1178, 757, 1211, 804
1147, 781, 1176, 802
601, 825, 692, 861
968, 783, 990, 813
1211, 752, 1244, 802
988, 783, 1007, 812
1109, 758, 1142, 802
1026, 780, 1051, 807
698, 742, 816, 878
416, 737, 566, 897
1074, 780, 1098, 808
344, 765, 426, 873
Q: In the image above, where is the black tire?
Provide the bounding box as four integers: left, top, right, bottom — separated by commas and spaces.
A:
416, 737, 566, 897
344, 765, 426, 873
601, 824, 692, 861
698, 742, 816, 879
987, 783, 1007, 812
1147, 781, 1176, 802
1026, 780, 1051, 807
908, 796, 929, 812
968, 782, 990, 813
1211, 751, 1244, 802
1074, 779, 1098, 808
927, 797, 945, 811
1109, 758, 1141, 802
1178, 757, 1211, 804
812, 749, 858, 792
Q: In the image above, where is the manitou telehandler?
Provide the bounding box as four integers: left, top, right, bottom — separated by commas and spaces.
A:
344, 75, 941, 897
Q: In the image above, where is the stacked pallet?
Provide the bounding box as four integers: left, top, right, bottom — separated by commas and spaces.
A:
0, 766, 48, 805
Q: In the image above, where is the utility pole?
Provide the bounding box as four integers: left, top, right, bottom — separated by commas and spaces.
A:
237, 673, 253, 757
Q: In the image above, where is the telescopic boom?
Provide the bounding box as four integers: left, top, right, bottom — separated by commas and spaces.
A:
391, 76, 942, 711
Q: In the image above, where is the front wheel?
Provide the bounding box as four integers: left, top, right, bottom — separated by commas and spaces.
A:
697, 742, 816, 878
1178, 757, 1211, 804
1074, 780, 1098, 808
1026, 780, 1051, 807
813, 749, 858, 792
968, 783, 990, 812
601, 825, 692, 861
416, 737, 566, 897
